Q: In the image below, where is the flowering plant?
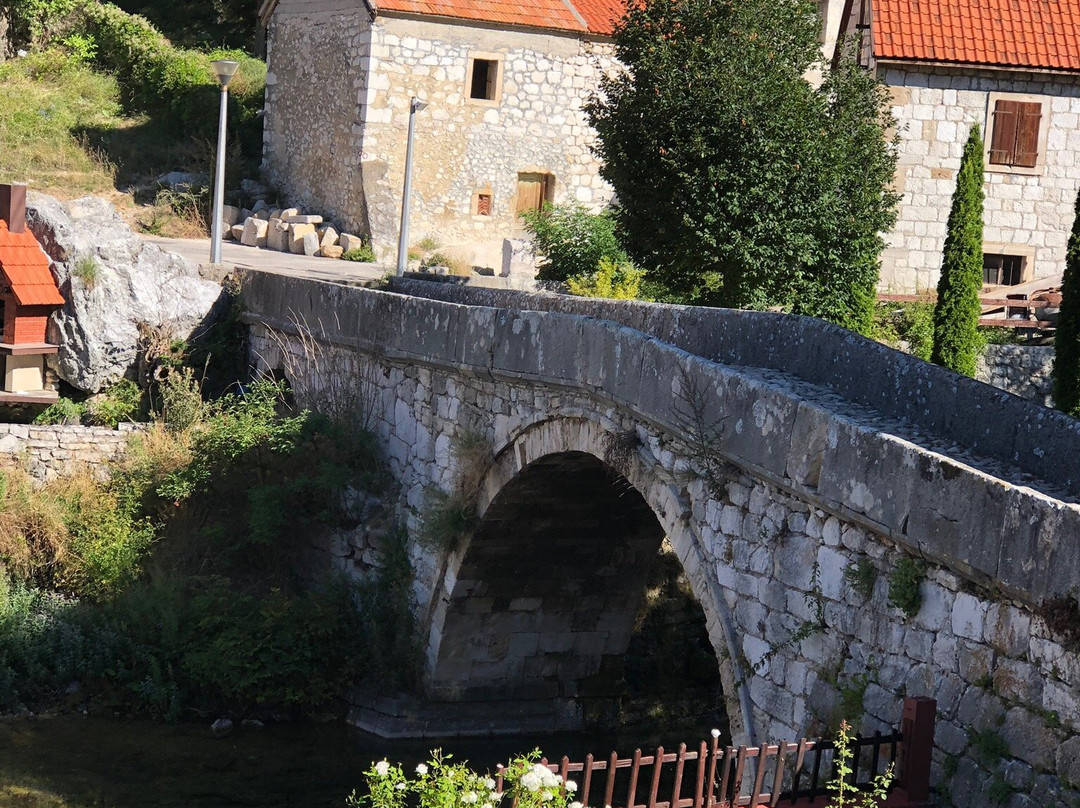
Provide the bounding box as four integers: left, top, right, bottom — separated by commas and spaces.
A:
353, 749, 504, 808
500, 751, 576, 808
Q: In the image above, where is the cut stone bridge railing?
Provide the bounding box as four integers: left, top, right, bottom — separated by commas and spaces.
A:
242, 272, 1080, 808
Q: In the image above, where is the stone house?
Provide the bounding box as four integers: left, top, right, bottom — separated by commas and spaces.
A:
259, 0, 622, 271
833, 0, 1080, 293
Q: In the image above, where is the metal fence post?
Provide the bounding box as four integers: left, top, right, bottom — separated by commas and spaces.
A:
900, 697, 936, 803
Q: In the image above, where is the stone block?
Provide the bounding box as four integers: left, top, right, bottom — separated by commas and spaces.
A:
251, 199, 268, 214
1057, 734, 1080, 788
318, 226, 339, 250
302, 231, 320, 256
321, 245, 344, 259
288, 223, 317, 254
254, 209, 270, 220
240, 217, 269, 247
230, 224, 245, 240
952, 591, 988, 641
340, 232, 365, 252
222, 204, 240, 226
285, 214, 323, 225
266, 218, 289, 251
278, 207, 299, 220
1001, 706, 1060, 771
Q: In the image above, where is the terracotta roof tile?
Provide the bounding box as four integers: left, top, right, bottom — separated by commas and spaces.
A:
0, 221, 65, 307
873, 0, 1080, 72
377, 0, 627, 35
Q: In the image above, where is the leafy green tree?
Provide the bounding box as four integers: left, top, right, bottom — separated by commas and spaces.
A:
931, 124, 985, 376
587, 0, 898, 332
1053, 187, 1080, 416
520, 203, 624, 283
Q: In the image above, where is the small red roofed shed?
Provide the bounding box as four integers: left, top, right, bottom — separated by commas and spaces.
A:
0, 184, 64, 401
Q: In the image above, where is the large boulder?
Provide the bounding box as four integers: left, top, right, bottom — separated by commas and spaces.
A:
26, 193, 225, 393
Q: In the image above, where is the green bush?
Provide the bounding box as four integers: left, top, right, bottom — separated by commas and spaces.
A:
342, 245, 377, 263
566, 255, 645, 300
932, 124, 986, 377
521, 203, 625, 283
887, 556, 926, 619
1054, 187, 1080, 417
85, 378, 142, 426
872, 302, 934, 361
33, 397, 85, 425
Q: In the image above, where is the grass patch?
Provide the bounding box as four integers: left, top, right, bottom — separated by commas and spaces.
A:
0, 51, 120, 195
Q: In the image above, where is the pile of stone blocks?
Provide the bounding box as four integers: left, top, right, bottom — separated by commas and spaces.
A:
221, 200, 367, 260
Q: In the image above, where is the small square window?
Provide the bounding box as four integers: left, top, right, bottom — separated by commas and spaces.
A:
469, 58, 499, 101
982, 253, 1025, 287
475, 193, 493, 216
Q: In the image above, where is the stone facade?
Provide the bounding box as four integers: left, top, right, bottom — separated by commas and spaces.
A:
263, 0, 616, 269
0, 422, 143, 482
880, 65, 1080, 292
243, 274, 1080, 805
977, 344, 1055, 407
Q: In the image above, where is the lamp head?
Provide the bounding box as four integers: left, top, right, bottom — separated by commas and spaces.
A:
211, 59, 240, 89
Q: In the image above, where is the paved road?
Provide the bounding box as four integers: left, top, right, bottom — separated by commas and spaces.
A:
143, 235, 390, 285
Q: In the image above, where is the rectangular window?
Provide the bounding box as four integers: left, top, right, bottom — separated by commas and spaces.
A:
989, 100, 1042, 168
982, 253, 1025, 287
469, 58, 499, 101
475, 193, 492, 216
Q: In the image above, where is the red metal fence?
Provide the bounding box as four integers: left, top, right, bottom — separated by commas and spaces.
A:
497, 698, 936, 808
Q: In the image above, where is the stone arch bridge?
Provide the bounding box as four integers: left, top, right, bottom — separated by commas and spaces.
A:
242, 273, 1080, 802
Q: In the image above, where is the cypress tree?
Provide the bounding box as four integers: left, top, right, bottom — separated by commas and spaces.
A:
1053, 188, 1080, 416
932, 124, 986, 377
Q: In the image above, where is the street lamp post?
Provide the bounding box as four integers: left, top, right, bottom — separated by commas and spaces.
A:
396, 97, 427, 276
209, 59, 240, 265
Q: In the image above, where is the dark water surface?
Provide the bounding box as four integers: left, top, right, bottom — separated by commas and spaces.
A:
0, 714, 728, 808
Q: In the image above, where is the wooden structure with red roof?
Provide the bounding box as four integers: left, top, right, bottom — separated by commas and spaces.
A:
0, 184, 64, 402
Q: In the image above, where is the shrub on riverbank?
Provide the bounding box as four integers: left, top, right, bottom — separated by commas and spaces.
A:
0, 377, 409, 718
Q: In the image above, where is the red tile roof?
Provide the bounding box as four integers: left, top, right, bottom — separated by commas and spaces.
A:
376, 0, 626, 35
0, 221, 65, 308
873, 0, 1080, 72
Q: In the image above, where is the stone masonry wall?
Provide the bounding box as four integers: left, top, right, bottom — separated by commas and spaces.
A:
0, 423, 142, 482
243, 275, 1080, 805
262, 0, 372, 238
881, 65, 1080, 292
977, 344, 1056, 407
359, 16, 616, 265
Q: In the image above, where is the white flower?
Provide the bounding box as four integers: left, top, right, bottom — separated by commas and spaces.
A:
484, 778, 497, 790
416, 764, 429, 775
570, 802, 583, 808
542, 791, 554, 802
482, 804, 493, 808
565, 781, 577, 794
521, 772, 541, 793
375, 760, 391, 777
395, 783, 407, 791
463, 792, 478, 804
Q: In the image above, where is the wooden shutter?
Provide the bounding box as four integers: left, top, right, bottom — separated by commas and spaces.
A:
485, 61, 498, 100
989, 100, 1019, 165
1014, 102, 1042, 167
517, 174, 543, 214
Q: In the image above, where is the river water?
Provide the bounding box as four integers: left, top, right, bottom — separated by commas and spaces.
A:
0, 713, 728, 808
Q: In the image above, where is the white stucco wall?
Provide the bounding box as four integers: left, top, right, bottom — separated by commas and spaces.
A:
880, 65, 1080, 292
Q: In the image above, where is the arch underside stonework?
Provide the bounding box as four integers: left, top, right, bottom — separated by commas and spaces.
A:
425, 416, 754, 742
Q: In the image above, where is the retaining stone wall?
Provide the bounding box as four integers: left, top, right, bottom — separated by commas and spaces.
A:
0, 423, 142, 482
977, 344, 1056, 407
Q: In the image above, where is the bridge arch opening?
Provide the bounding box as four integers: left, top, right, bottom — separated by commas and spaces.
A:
426, 449, 727, 735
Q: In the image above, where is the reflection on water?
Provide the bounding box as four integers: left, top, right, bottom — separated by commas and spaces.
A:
0, 713, 729, 808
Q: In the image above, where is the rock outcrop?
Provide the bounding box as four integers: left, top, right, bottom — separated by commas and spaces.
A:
26, 193, 224, 393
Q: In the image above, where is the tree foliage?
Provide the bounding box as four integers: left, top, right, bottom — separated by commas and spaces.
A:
587, 0, 899, 333
1053, 187, 1080, 416
931, 124, 985, 377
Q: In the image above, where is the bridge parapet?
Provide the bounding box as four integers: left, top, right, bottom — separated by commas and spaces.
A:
243, 272, 1080, 609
